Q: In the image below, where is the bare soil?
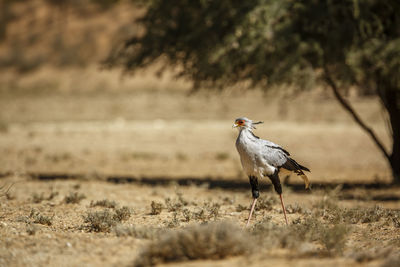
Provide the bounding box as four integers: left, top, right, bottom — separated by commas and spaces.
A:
0, 86, 399, 267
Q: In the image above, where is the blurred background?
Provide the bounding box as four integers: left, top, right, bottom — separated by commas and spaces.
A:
0, 0, 394, 185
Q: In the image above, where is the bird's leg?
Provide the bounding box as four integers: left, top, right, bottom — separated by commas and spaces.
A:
246, 198, 257, 227
268, 170, 289, 225
279, 194, 289, 225
246, 176, 259, 227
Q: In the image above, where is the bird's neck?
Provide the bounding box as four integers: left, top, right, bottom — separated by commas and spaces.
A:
239, 127, 255, 140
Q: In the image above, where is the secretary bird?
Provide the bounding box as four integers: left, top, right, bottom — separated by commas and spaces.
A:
233, 117, 310, 226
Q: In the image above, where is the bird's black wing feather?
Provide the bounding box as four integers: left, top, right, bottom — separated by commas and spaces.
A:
282, 157, 310, 172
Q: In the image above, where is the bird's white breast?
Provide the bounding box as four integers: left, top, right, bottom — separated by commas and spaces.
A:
235, 129, 276, 177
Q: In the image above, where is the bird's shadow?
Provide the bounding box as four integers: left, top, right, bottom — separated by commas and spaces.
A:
16, 171, 400, 202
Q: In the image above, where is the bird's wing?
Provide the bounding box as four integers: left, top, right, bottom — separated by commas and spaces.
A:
257, 139, 289, 167
257, 138, 310, 189
255, 137, 290, 155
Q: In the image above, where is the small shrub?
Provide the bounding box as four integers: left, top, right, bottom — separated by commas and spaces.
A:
255, 196, 277, 211
206, 203, 220, 221
133, 222, 253, 267
251, 214, 349, 254
113, 206, 131, 221
182, 209, 191, 222
392, 216, 400, 228
320, 224, 350, 254
32, 191, 59, 203
192, 209, 207, 222
83, 210, 116, 232
286, 203, 304, 214
30, 210, 53, 226
318, 205, 400, 225
90, 199, 118, 209
165, 197, 182, 212
180, 202, 221, 223
167, 212, 180, 228
83, 207, 131, 232
236, 204, 248, 212
32, 193, 46, 203
150, 201, 163, 215
164, 193, 188, 212
348, 206, 389, 224
33, 215, 52, 226
64, 192, 86, 204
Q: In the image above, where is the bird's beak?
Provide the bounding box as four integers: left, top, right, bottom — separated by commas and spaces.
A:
232, 123, 239, 128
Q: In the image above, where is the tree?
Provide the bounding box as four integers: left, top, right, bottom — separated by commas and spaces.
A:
109, 0, 400, 183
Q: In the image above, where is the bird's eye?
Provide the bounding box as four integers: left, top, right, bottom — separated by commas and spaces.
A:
239, 120, 244, 124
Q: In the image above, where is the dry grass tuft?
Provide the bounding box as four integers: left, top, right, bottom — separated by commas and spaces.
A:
236, 204, 248, 212
32, 191, 59, 203
133, 221, 253, 267
90, 199, 118, 209
320, 224, 350, 254
182, 209, 191, 222
164, 193, 189, 212
64, 192, 86, 204
314, 198, 400, 226
32, 193, 46, 203
286, 203, 305, 214
207, 203, 221, 220
255, 195, 278, 211
114, 206, 132, 221
177, 202, 221, 223
83, 207, 132, 232
30, 209, 53, 226
344, 206, 400, 225
252, 214, 350, 255
83, 210, 116, 232
166, 212, 180, 228
150, 201, 163, 215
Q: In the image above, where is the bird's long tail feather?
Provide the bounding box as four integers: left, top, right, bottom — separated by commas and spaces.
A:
282, 158, 311, 189
295, 170, 310, 189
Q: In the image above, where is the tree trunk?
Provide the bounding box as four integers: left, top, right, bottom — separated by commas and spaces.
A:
390, 137, 400, 184
379, 87, 400, 183
324, 67, 400, 183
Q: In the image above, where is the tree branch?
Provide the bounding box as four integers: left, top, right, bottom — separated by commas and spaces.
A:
323, 67, 391, 161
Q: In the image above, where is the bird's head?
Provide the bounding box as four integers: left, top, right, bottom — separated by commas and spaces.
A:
233, 117, 263, 130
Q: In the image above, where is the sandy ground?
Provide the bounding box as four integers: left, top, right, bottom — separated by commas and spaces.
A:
1, 174, 399, 267
0, 89, 399, 267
